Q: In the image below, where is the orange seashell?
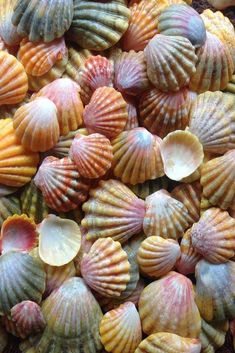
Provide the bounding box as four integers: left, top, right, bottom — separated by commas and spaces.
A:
84, 86, 128, 139
0, 0, 21, 46
13, 97, 59, 152
123, 95, 139, 131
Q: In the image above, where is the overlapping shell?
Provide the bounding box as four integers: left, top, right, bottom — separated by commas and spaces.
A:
129, 177, 168, 200
200, 319, 229, 353
0, 0, 21, 46
0, 195, 20, 227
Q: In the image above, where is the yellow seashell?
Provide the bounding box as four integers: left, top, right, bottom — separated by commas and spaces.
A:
200, 319, 229, 353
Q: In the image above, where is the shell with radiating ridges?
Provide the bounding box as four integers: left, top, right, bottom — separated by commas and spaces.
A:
123, 95, 139, 131
129, 177, 168, 200
0, 195, 21, 227
200, 319, 229, 353
0, 0, 21, 45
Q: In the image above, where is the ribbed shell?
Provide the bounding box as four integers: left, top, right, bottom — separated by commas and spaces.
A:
0, 0, 21, 45
0, 196, 20, 227
129, 177, 168, 200
200, 319, 229, 353
123, 95, 139, 131
0, 92, 30, 119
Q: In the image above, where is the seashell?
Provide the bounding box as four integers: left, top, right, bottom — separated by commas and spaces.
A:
112, 128, 164, 185
158, 4, 206, 48
82, 179, 145, 243
83, 86, 128, 139
18, 37, 68, 77
0, 36, 6, 51
0, 323, 8, 352
143, 189, 191, 239
200, 319, 229, 353
0, 184, 18, 197
201, 150, 235, 210
34, 156, 90, 212
69, 133, 113, 179
35, 277, 103, 353
38, 214, 81, 267
0, 51, 28, 106
69, 0, 130, 51
207, 0, 235, 9
81, 237, 130, 297
0, 195, 20, 227
225, 75, 235, 94
137, 236, 181, 278
0, 0, 21, 46
0, 251, 45, 315
160, 130, 204, 181
188, 91, 235, 154
139, 271, 201, 337
135, 332, 201, 353
189, 32, 234, 93
0, 92, 30, 119
195, 259, 235, 321
129, 177, 168, 200
0, 118, 39, 187
144, 34, 197, 92
13, 97, 59, 153
191, 208, 235, 264
123, 95, 139, 131
139, 88, 191, 138
12, 0, 74, 43
100, 302, 142, 353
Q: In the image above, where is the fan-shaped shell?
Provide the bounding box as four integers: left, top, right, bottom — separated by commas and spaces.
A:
0, 92, 30, 119
200, 319, 229, 353
0, 0, 21, 46
82, 179, 145, 243
0, 195, 20, 227
139, 271, 201, 337
144, 34, 197, 92
123, 95, 139, 131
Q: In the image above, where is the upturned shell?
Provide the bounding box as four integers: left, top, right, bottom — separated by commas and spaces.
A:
0, 0, 21, 46
200, 319, 229, 353
0, 195, 20, 227
144, 34, 197, 92
139, 271, 201, 337
82, 179, 145, 243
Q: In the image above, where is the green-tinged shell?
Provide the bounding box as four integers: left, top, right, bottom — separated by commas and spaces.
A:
128, 177, 168, 200
0, 251, 46, 316
69, 0, 130, 51
0, 195, 21, 227
224, 75, 235, 94
200, 319, 229, 353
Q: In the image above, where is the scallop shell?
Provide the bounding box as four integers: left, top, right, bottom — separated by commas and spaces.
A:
100, 302, 142, 353
83, 86, 128, 139
200, 319, 229, 353
129, 177, 168, 200
160, 130, 204, 181
13, 97, 59, 153
139, 88, 191, 138
139, 271, 201, 337
189, 32, 234, 93
0, 92, 30, 119
112, 128, 164, 185
34, 156, 90, 212
0, 0, 21, 45
137, 236, 181, 278
0, 195, 21, 227
82, 179, 145, 243
144, 34, 197, 92
12, 0, 74, 42
0, 251, 45, 315
69, 0, 130, 51
123, 95, 139, 131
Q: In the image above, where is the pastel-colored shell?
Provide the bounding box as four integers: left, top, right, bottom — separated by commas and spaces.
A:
191, 208, 235, 263
34, 156, 90, 212
139, 88, 191, 138
0, 51, 28, 106
200, 319, 229, 353
160, 130, 204, 181
137, 236, 180, 278
0, 195, 20, 227
123, 95, 139, 131
158, 4, 206, 48
81, 237, 130, 297
0, 119, 39, 187
129, 177, 168, 200
69, 133, 113, 179
143, 189, 190, 239
0, 0, 21, 45
84, 86, 128, 139
12, 0, 74, 42
0, 251, 45, 315
189, 91, 235, 154
195, 259, 235, 321
69, 0, 130, 51
100, 302, 142, 353
144, 34, 197, 92
13, 98, 59, 152
189, 32, 234, 93
139, 271, 201, 337
112, 128, 164, 185
207, 0, 235, 9
0, 92, 30, 119
38, 214, 81, 267
201, 150, 235, 210
225, 74, 235, 94
82, 179, 145, 243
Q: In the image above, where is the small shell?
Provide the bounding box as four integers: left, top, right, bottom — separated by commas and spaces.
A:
34, 156, 90, 212
38, 214, 81, 267
0, 0, 21, 46
200, 319, 229, 353
13, 97, 59, 152
69, 133, 113, 179
100, 302, 142, 353
144, 34, 197, 92
0, 196, 21, 227
143, 189, 191, 239
129, 177, 168, 200
160, 130, 204, 181
123, 95, 139, 131
81, 179, 145, 243
112, 128, 164, 185
225, 74, 235, 94
137, 236, 181, 278
139, 88, 191, 138
139, 271, 201, 337
207, 0, 235, 9
84, 86, 128, 139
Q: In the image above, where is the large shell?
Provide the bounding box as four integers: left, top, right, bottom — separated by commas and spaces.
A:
139, 271, 201, 337
12, 0, 74, 42
0, 195, 21, 227
81, 179, 145, 243
112, 128, 164, 185
200, 319, 229, 353
144, 34, 197, 92
0, 0, 21, 45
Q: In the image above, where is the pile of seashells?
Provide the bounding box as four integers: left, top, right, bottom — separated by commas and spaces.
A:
0, 0, 235, 352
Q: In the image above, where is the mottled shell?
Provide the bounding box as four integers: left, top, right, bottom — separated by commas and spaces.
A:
0, 0, 21, 45
200, 319, 229, 353
0, 195, 21, 227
